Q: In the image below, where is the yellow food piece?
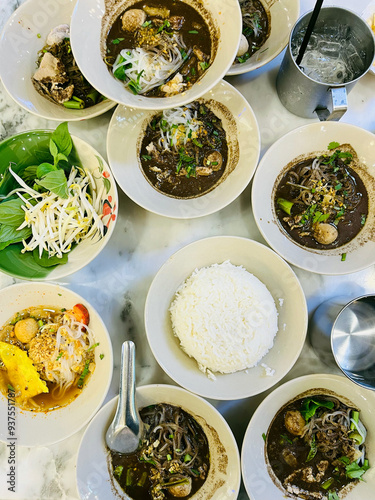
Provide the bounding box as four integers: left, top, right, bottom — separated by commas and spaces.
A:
0, 342, 48, 400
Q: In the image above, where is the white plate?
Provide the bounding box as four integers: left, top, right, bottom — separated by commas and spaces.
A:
76, 385, 241, 500
227, 0, 300, 76
0, 283, 113, 447
362, 1, 375, 75
0, 0, 116, 121
144, 236, 307, 400
242, 373, 375, 500
71, 0, 241, 110
252, 122, 375, 275
107, 80, 260, 218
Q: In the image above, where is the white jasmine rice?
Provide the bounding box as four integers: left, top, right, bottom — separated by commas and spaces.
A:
169, 260, 278, 378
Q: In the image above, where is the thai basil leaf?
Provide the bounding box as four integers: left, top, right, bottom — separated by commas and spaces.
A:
51, 122, 72, 157
300, 398, 335, 421
49, 138, 58, 159
0, 224, 31, 251
36, 162, 57, 179
32, 248, 68, 267
0, 198, 26, 226
35, 170, 68, 199
21, 165, 38, 184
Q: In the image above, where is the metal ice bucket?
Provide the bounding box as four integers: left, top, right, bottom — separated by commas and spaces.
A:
276, 7, 375, 120
309, 294, 375, 391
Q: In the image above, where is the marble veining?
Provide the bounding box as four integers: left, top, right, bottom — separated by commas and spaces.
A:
0, 0, 375, 498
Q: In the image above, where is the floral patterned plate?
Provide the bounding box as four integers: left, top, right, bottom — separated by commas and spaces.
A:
0, 130, 117, 280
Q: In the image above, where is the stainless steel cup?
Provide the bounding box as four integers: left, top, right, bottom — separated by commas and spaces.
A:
276, 7, 375, 121
309, 294, 375, 391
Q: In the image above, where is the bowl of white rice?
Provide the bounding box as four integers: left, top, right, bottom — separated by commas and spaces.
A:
145, 236, 308, 400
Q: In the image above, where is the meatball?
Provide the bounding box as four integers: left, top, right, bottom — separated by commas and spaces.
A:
313, 223, 338, 245
121, 9, 147, 32
14, 318, 39, 343
168, 477, 192, 497
237, 34, 249, 57
284, 410, 306, 436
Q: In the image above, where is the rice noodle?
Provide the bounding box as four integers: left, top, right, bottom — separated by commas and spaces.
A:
114, 33, 186, 94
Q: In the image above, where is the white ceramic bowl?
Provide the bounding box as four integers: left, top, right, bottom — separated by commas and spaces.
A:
252, 122, 375, 275
76, 384, 241, 499
71, 0, 242, 110
227, 0, 300, 76
0, 129, 118, 281
362, 0, 375, 75
107, 80, 260, 218
241, 373, 375, 500
0, 0, 116, 121
144, 236, 308, 400
0, 283, 113, 447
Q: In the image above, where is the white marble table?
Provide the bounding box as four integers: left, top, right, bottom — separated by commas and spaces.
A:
0, 0, 374, 498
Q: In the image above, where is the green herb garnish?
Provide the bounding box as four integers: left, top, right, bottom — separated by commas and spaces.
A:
112, 38, 124, 44
77, 360, 90, 388
87, 342, 100, 352
306, 435, 317, 462
300, 398, 335, 421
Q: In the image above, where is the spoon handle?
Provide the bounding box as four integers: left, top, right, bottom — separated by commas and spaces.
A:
114, 340, 139, 432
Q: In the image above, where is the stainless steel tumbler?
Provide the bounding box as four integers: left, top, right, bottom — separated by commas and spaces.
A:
276, 7, 375, 120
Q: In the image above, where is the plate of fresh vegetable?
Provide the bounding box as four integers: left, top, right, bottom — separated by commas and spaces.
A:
0, 123, 117, 280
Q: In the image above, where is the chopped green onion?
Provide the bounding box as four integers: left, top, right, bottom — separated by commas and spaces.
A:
100, 354, 105, 360
142, 155, 152, 161
87, 342, 100, 352
77, 360, 90, 388
193, 138, 203, 148
56, 352, 63, 361
111, 38, 124, 44
63, 99, 84, 109
322, 478, 334, 489
114, 465, 123, 478
341, 253, 347, 262
189, 30, 198, 34
126, 468, 133, 486
184, 454, 192, 462
262, 433, 266, 442
37, 320, 44, 327
277, 198, 294, 215
167, 454, 172, 461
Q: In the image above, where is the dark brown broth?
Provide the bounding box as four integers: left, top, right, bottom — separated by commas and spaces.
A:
274, 155, 368, 250
140, 102, 228, 198
266, 396, 360, 499
110, 404, 209, 500
106, 0, 212, 97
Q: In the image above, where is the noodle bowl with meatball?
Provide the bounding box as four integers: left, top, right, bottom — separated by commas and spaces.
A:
0, 304, 97, 411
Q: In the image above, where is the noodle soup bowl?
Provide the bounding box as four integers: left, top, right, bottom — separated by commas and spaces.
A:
252, 122, 375, 275
0, 0, 116, 121
0, 282, 113, 447
242, 373, 375, 500
76, 384, 241, 499
71, 0, 242, 110
227, 0, 300, 76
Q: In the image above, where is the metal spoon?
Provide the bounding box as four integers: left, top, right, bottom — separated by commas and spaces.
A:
106, 340, 143, 453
